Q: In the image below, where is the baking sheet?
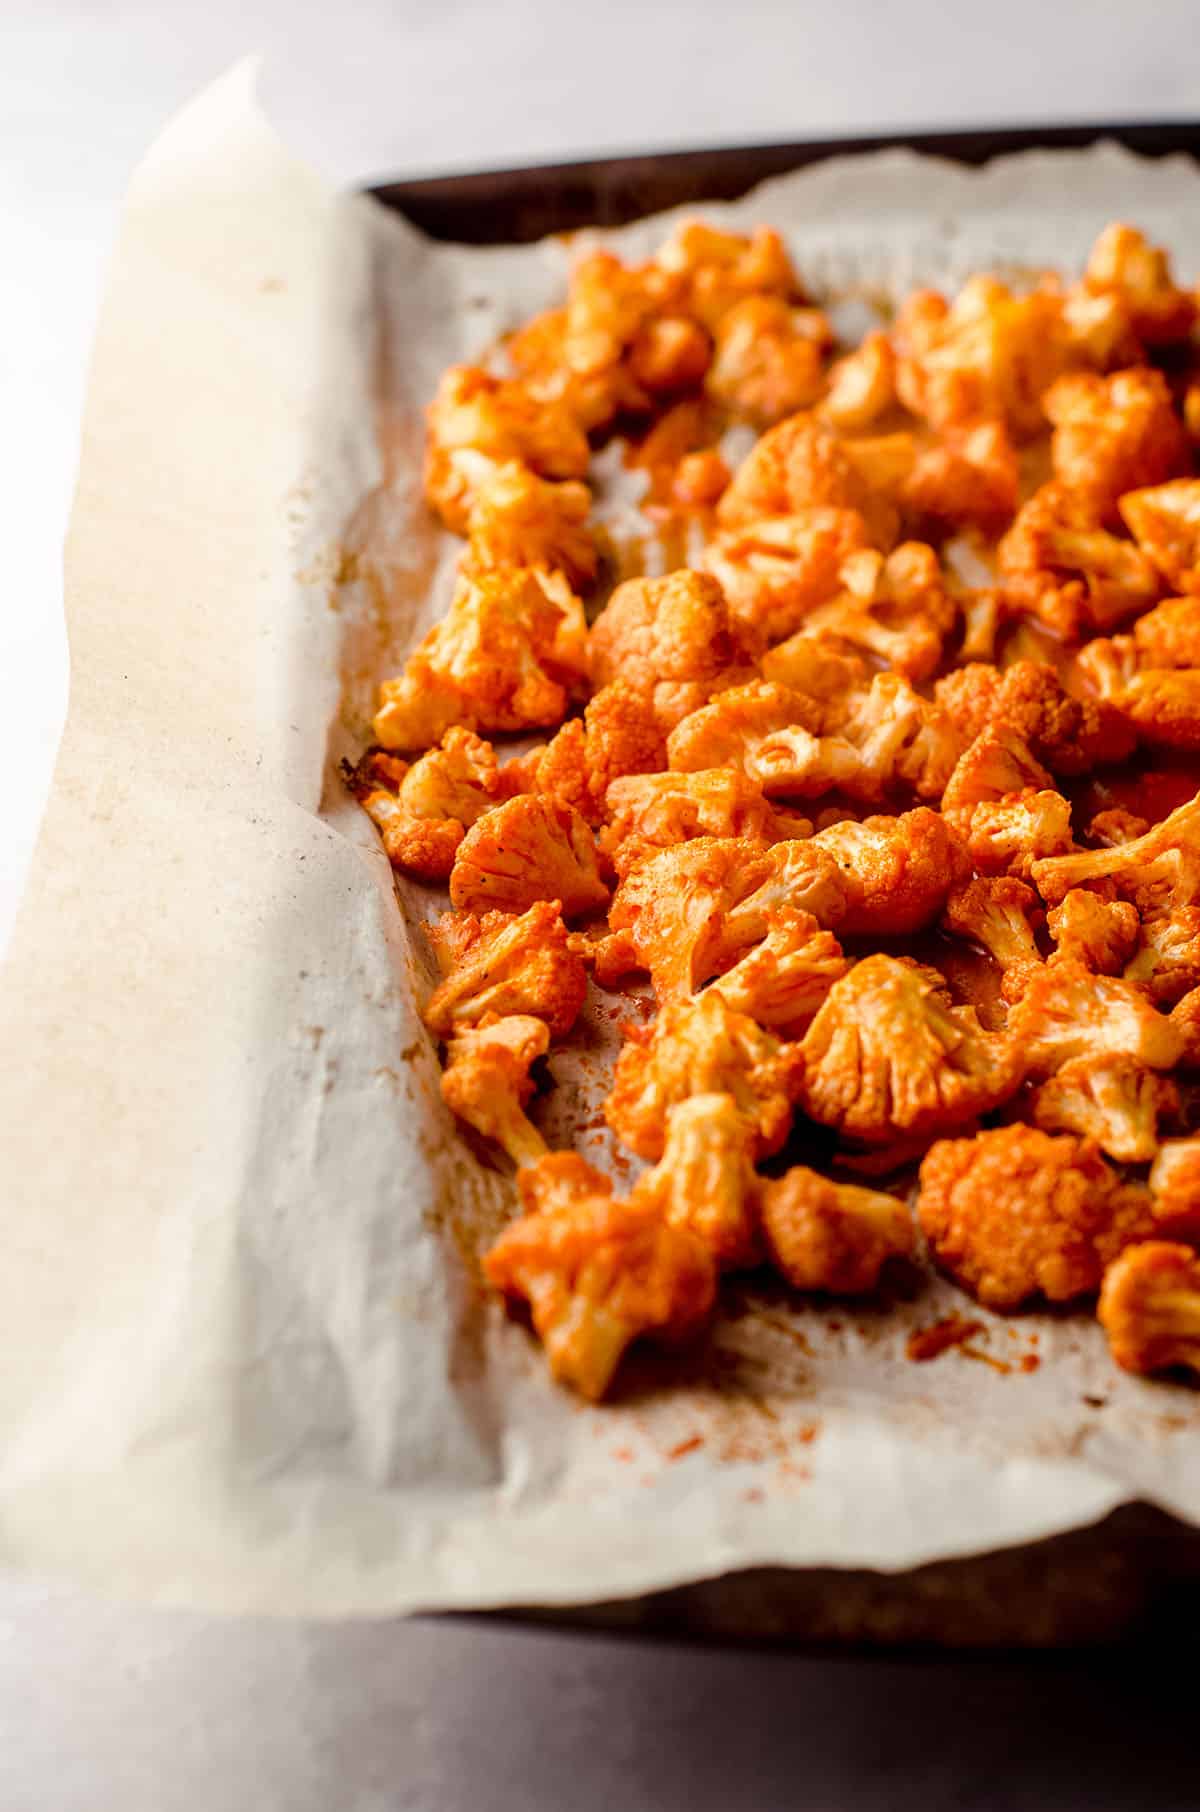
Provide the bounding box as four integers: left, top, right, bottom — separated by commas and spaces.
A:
4, 62, 1200, 1618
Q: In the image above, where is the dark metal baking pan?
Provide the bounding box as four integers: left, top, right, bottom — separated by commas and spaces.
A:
371, 121, 1200, 1644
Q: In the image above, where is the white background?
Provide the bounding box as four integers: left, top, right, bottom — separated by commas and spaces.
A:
2, 5, 1199, 1807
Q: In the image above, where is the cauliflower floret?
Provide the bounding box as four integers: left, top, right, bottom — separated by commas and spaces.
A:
902, 419, 1020, 532
605, 837, 776, 999
1083, 224, 1196, 347
666, 680, 859, 800
837, 672, 965, 803
424, 365, 591, 532
424, 900, 587, 1039
1077, 641, 1200, 752
1030, 792, 1200, 913
1059, 282, 1143, 371
374, 566, 587, 751
601, 768, 802, 878
706, 295, 832, 425
1031, 1057, 1177, 1163
484, 1155, 716, 1400
941, 727, 1074, 877
955, 585, 1014, 664
463, 461, 596, 587
942, 877, 1044, 1003
893, 276, 1067, 437
509, 682, 667, 827
759, 1166, 914, 1293
934, 658, 1136, 777
702, 508, 873, 642
812, 808, 968, 937
820, 330, 897, 433
604, 989, 804, 1161
654, 220, 800, 330
1120, 482, 1200, 596
799, 954, 1022, 1145
793, 542, 957, 682
998, 482, 1161, 638
1047, 889, 1140, 975
1087, 806, 1151, 847
1099, 1242, 1200, 1377
588, 569, 759, 731
709, 838, 850, 954
716, 410, 899, 545
449, 795, 609, 919
630, 1093, 763, 1267
506, 305, 640, 432
672, 448, 731, 507
440, 1014, 550, 1167
1125, 907, 1200, 1006
351, 727, 504, 880
1008, 959, 1184, 1074
918, 1124, 1156, 1309
1044, 367, 1187, 524
707, 905, 849, 1034
563, 249, 709, 405
1150, 1138, 1200, 1219
1132, 596, 1200, 668
759, 635, 870, 712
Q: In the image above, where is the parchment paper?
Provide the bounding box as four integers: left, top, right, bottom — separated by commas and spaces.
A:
4, 64, 1200, 1618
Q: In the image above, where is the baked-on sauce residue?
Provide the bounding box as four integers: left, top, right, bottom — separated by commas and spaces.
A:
906, 1315, 985, 1362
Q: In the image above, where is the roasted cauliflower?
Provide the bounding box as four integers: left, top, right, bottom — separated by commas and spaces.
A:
1008, 959, 1184, 1074
1030, 793, 1200, 913
449, 795, 609, 919
702, 507, 873, 642
631, 1092, 763, 1268
706, 295, 832, 425
463, 460, 597, 586
351, 727, 503, 880
509, 681, 667, 827
1120, 480, 1200, 595
440, 1014, 550, 1167
917, 1124, 1158, 1309
1043, 367, 1187, 524
484, 1154, 716, 1399
799, 955, 1022, 1145
604, 989, 803, 1161
588, 569, 758, 731
941, 876, 1044, 1002
795, 542, 957, 682
601, 768, 799, 878
892, 275, 1066, 437
1099, 1242, 1200, 1376
707, 905, 849, 1034
1030, 1056, 1177, 1163
998, 481, 1161, 638
424, 900, 587, 1039
716, 409, 899, 545
1047, 889, 1140, 975
424, 364, 591, 532
1083, 223, 1196, 347
759, 1166, 914, 1294
812, 808, 968, 937
374, 566, 587, 751
933, 658, 1136, 777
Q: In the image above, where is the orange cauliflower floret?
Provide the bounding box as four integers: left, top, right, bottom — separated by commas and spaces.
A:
1087, 806, 1151, 848
506, 305, 636, 432
484, 1153, 716, 1399
351, 728, 504, 880
902, 419, 1020, 533
707, 906, 848, 1034
998, 482, 1161, 638
1099, 1242, 1200, 1377
941, 877, 1044, 1003
759, 1166, 914, 1294
703, 507, 873, 642
672, 448, 731, 507
1120, 482, 1200, 597
1031, 1057, 1177, 1163
1008, 959, 1184, 1075
604, 989, 803, 1161
811, 808, 968, 937
424, 364, 590, 532
665, 680, 856, 800
799, 954, 1022, 1145
440, 1014, 550, 1167
934, 658, 1136, 777
654, 220, 801, 330
508, 681, 667, 827
423, 900, 587, 1039
1150, 1138, 1200, 1219
563, 249, 709, 410
588, 569, 758, 731
706, 295, 832, 425
820, 330, 897, 433
604, 837, 776, 999
1043, 367, 1187, 524
1077, 636, 1200, 752
795, 543, 957, 682
374, 566, 586, 750
449, 795, 608, 919
1125, 908, 1200, 1007
941, 727, 1074, 877
1084, 224, 1196, 347
1047, 889, 1140, 975
1030, 793, 1200, 913
600, 768, 801, 879
631, 1093, 763, 1268
917, 1124, 1156, 1309
463, 460, 597, 587
716, 410, 898, 545
893, 276, 1066, 438
1132, 596, 1200, 668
